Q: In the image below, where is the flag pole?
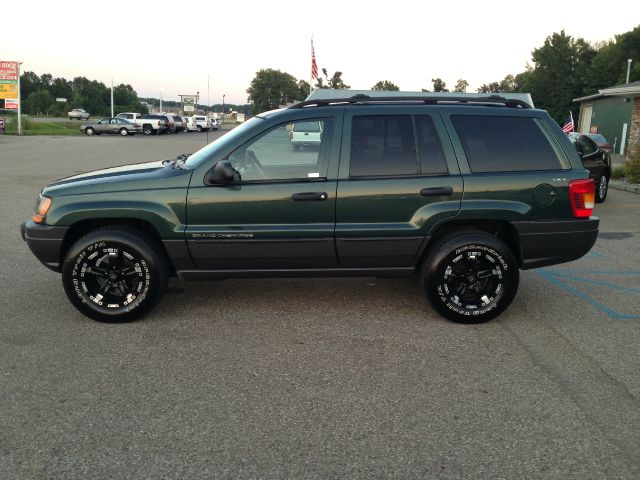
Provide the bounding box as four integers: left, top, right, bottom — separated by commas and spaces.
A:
310, 36, 314, 96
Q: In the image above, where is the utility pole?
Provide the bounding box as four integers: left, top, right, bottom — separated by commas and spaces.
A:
160, 89, 163, 114
17, 61, 23, 135
627, 59, 633, 84
222, 94, 225, 124
110, 78, 114, 117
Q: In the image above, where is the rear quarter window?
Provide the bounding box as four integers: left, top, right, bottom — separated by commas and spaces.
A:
451, 115, 563, 173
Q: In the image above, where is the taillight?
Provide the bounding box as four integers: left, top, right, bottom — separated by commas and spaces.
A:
568, 179, 595, 218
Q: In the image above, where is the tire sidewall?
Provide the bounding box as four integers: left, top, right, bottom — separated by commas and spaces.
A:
62, 230, 168, 322
423, 234, 519, 324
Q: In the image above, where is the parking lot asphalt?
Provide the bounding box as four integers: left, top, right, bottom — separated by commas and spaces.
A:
1, 133, 639, 479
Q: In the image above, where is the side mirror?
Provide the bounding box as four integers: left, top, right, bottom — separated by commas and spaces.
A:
204, 160, 240, 185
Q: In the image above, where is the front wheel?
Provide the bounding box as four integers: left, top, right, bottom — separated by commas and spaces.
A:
596, 174, 608, 203
420, 232, 519, 324
62, 228, 169, 322
85, 127, 94, 136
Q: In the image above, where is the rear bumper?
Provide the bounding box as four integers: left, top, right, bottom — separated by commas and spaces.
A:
513, 217, 599, 270
21, 220, 69, 272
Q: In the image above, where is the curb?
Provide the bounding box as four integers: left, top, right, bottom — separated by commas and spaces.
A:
609, 180, 640, 194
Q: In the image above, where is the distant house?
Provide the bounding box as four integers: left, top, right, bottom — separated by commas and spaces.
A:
574, 81, 640, 156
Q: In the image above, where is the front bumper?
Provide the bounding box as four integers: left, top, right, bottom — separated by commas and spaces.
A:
513, 217, 599, 270
21, 220, 69, 272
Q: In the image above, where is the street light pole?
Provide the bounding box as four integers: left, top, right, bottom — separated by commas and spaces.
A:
110, 78, 114, 117
222, 94, 225, 124
160, 89, 163, 114
627, 59, 633, 84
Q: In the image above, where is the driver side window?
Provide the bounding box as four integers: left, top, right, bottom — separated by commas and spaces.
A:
228, 118, 333, 182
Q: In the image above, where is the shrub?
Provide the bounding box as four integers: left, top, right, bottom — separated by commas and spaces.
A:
611, 166, 625, 179
624, 155, 640, 184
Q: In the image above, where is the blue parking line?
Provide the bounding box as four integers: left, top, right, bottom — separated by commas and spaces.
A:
542, 269, 640, 276
537, 269, 640, 319
552, 272, 640, 294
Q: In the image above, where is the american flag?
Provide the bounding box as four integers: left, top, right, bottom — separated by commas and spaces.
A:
562, 112, 574, 133
311, 39, 318, 81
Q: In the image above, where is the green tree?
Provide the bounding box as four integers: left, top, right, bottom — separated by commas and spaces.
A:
519, 30, 595, 123
372, 80, 400, 91
477, 74, 518, 93
431, 78, 449, 92
247, 68, 300, 114
297, 80, 310, 100
453, 79, 469, 92
584, 26, 640, 93
24, 89, 54, 115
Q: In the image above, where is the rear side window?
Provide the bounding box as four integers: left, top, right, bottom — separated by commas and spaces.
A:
451, 115, 562, 172
415, 116, 448, 175
350, 116, 417, 177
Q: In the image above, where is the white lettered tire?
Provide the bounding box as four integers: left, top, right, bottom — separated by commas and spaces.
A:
62, 227, 169, 322
420, 232, 519, 323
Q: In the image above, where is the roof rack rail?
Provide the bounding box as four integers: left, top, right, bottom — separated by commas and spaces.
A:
289, 94, 531, 110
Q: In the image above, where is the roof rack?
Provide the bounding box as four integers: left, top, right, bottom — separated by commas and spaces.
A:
289, 94, 531, 110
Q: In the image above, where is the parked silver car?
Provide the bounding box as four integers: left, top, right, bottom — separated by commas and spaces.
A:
80, 117, 140, 136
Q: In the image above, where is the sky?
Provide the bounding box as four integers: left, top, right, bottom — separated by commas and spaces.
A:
3, 0, 639, 105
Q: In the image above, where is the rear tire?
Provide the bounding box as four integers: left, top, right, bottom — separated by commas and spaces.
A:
119, 127, 129, 136
596, 174, 608, 203
143, 125, 153, 135
62, 227, 169, 322
420, 232, 519, 324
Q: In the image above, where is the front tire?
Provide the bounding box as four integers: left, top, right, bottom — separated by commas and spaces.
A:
596, 174, 608, 203
420, 232, 519, 324
62, 228, 169, 322
85, 127, 94, 136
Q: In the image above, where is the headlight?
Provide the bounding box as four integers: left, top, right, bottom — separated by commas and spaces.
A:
32, 195, 52, 224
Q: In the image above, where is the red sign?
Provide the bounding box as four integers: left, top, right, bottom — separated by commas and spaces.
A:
0, 62, 18, 81
5, 99, 19, 110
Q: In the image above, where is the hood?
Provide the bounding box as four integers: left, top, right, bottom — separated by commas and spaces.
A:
43, 160, 191, 197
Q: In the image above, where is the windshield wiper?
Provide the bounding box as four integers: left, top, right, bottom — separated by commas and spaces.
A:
162, 153, 191, 169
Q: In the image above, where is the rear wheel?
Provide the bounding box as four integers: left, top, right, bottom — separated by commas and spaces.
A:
596, 173, 608, 203
62, 228, 169, 322
197, 125, 202, 132
420, 232, 519, 324
119, 127, 129, 136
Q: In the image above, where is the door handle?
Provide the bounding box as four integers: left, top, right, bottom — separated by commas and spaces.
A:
420, 186, 454, 196
292, 192, 328, 201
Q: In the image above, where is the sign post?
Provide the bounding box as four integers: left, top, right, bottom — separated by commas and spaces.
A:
0, 61, 21, 134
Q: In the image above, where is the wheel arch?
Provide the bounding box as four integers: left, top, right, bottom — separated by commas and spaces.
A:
59, 218, 176, 275
418, 219, 522, 269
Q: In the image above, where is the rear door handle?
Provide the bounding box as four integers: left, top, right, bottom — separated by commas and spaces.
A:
420, 186, 454, 197
292, 192, 328, 201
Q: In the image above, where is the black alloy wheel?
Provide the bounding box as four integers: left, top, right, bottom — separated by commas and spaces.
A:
421, 232, 519, 323
62, 228, 169, 322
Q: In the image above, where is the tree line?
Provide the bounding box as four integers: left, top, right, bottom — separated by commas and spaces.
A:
13, 72, 149, 117
247, 25, 640, 123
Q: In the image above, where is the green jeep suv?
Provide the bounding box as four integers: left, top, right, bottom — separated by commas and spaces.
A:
21, 95, 599, 324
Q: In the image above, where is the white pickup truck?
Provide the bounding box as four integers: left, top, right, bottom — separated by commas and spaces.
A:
191, 115, 212, 132
116, 112, 166, 135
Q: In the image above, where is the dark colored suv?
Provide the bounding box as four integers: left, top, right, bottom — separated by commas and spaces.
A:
567, 132, 611, 203
21, 95, 599, 324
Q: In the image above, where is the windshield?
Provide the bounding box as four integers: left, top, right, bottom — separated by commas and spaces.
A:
587, 134, 607, 143
183, 116, 264, 168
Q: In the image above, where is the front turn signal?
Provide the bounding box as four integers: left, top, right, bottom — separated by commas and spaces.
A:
32, 196, 52, 224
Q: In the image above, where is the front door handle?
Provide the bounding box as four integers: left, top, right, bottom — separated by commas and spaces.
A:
420, 186, 454, 197
292, 192, 328, 201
